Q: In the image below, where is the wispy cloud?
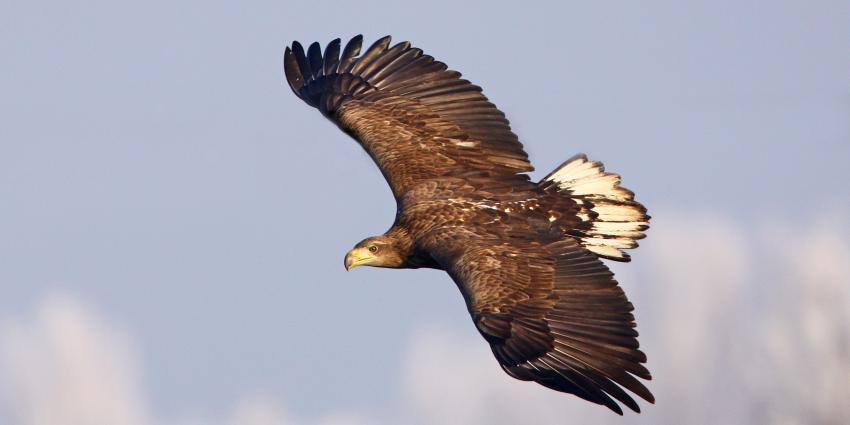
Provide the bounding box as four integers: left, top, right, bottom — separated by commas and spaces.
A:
1, 213, 848, 425
399, 212, 850, 425
0, 298, 369, 425
0, 295, 150, 425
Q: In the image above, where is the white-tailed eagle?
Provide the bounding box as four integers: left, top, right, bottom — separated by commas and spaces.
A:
284, 35, 653, 414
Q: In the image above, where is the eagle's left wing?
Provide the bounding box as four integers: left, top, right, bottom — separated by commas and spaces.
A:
418, 227, 654, 415
284, 35, 534, 199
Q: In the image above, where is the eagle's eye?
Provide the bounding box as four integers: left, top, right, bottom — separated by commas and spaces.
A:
368, 245, 378, 253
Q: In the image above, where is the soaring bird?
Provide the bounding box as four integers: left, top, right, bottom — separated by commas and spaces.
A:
284, 35, 653, 414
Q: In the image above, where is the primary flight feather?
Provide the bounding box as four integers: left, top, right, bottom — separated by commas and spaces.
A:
284, 35, 653, 414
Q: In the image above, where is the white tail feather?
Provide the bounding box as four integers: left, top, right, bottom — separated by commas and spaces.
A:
543, 154, 649, 261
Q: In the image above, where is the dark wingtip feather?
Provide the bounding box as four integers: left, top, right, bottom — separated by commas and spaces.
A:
323, 38, 341, 75
338, 35, 364, 73
307, 42, 323, 79
391, 40, 411, 51
373, 35, 392, 49
370, 35, 393, 58
283, 46, 304, 95
290, 41, 312, 85
350, 35, 392, 75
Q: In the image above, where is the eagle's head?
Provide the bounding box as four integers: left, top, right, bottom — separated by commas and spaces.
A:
344, 235, 406, 270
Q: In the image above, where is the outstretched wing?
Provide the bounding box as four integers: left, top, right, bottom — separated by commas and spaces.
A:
284, 35, 534, 198
419, 227, 654, 415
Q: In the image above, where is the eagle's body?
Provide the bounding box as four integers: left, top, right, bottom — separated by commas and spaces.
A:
284, 35, 653, 414
381, 176, 580, 267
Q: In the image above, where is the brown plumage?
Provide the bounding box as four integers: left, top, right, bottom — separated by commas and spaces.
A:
284, 35, 653, 415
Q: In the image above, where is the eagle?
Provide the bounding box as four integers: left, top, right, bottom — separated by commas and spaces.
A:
284, 35, 653, 414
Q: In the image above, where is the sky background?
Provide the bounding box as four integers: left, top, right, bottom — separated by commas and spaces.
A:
1, 1, 849, 424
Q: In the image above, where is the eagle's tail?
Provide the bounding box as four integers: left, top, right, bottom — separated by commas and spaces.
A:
540, 154, 649, 262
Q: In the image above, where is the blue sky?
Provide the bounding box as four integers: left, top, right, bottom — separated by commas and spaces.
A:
1, 1, 848, 424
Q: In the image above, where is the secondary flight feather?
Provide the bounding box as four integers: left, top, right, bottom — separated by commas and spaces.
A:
284, 35, 653, 414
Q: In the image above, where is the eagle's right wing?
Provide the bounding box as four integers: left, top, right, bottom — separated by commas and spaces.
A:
418, 226, 654, 415
284, 35, 534, 199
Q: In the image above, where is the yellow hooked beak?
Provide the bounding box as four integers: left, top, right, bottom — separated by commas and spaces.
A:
344, 247, 374, 271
